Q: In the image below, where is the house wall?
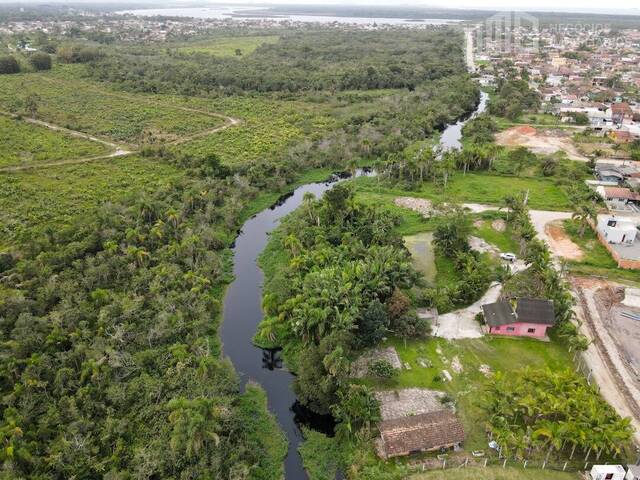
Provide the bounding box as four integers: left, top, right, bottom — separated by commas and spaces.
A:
489, 322, 549, 338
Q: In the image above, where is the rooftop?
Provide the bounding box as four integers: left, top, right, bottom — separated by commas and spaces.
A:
378, 410, 465, 459
482, 298, 555, 327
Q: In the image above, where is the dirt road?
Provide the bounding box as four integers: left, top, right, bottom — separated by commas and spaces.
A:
0, 108, 241, 173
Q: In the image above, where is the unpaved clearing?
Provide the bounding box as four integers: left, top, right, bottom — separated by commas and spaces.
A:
545, 220, 584, 261
496, 126, 590, 162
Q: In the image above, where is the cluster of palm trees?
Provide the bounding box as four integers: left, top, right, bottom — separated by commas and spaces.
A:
485, 368, 633, 464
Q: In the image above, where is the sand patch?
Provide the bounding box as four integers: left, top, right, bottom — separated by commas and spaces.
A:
495, 126, 589, 162
545, 220, 584, 261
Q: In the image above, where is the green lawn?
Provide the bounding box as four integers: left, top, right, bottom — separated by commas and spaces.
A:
353, 173, 572, 211
376, 336, 572, 451
0, 116, 109, 167
562, 219, 640, 285
473, 212, 520, 253
176, 35, 280, 56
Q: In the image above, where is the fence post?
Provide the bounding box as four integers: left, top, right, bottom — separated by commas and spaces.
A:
563, 462, 567, 471
484, 458, 488, 468
524, 460, 527, 469
542, 461, 546, 470
464, 458, 468, 468
443, 459, 446, 470
503, 459, 507, 469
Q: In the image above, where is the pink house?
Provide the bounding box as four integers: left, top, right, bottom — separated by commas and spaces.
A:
482, 298, 555, 339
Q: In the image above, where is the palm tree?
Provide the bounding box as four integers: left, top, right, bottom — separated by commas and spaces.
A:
572, 203, 597, 237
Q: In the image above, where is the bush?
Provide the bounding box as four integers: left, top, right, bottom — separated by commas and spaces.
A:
368, 359, 397, 379
29, 52, 52, 71
0, 55, 20, 74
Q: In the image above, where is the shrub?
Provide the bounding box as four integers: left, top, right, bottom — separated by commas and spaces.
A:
368, 359, 397, 379
0, 55, 20, 74
29, 52, 52, 71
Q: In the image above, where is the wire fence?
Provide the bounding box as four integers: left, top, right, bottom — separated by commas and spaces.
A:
406, 453, 602, 474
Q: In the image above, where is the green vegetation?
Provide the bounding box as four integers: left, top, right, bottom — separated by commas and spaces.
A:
0, 155, 182, 245
485, 368, 633, 461
385, 336, 572, 450
354, 174, 573, 211
90, 29, 466, 93
562, 219, 640, 285
0, 116, 109, 167
411, 467, 579, 479
0, 70, 224, 143
176, 35, 281, 56
299, 429, 344, 480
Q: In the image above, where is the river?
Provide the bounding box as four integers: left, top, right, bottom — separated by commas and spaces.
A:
118, 5, 461, 26
220, 92, 487, 479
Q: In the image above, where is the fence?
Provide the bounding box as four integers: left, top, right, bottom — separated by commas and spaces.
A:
406, 453, 596, 474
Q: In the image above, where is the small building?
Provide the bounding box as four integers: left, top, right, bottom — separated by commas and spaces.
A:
627, 465, 640, 480
376, 410, 464, 459
482, 298, 555, 339
597, 216, 638, 245
597, 186, 640, 205
597, 169, 624, 184
590, 464, 626, 480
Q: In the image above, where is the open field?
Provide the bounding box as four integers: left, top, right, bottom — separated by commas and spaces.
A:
354, 173, 573, 211
495, 126, 589, 162
176, 35, 280, 56
0, 115, 110, 167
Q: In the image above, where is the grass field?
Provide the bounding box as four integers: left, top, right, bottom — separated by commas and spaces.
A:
411, 467, 579, 479
0, 116, 109, 167
176, 35, 280, 56
0, 66, 225, 144
354, 173, 572, 211
0, 155, 182, 245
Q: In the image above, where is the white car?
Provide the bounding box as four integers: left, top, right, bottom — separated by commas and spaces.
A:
500, 252, 516, 262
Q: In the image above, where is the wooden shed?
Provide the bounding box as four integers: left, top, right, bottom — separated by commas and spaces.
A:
376, 410, 465, 459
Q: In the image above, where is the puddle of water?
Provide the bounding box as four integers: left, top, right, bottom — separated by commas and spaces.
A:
403, 232, 436, 284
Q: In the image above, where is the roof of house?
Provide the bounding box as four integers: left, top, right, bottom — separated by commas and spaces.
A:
378, 410, 464, 457
515, 298, 556, 325
482, 298, 556, 327
482, 300, 516, 327
604, 186, 639, 200
627, 464, 640, 476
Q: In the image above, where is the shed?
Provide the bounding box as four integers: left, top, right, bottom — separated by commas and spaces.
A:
376, 410, 464, 459
590, 464, 626, 480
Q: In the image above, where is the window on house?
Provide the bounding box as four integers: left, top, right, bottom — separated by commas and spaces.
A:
506, 327, 515, 332
605, 474, 613, 480
494, 326, 500, 331
527, 328, 536, 334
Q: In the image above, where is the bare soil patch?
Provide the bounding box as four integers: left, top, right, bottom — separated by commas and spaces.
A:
544, 220, 584, 261
495, 126, 589, 162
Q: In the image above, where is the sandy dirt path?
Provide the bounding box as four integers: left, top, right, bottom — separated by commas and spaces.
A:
0, 108, 241, 173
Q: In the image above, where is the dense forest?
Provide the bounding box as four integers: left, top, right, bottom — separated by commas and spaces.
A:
88, 29, 466, 93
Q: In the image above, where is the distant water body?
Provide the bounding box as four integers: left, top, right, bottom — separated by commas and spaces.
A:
118, 5, 462, 25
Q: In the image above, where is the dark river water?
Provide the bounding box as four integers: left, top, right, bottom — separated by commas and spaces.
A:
220, 91, 488, 480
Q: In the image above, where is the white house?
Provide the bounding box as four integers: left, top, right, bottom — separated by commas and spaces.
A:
597, 216, 639, 245
590, 464, 626, 480
627, 464, 640, 480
